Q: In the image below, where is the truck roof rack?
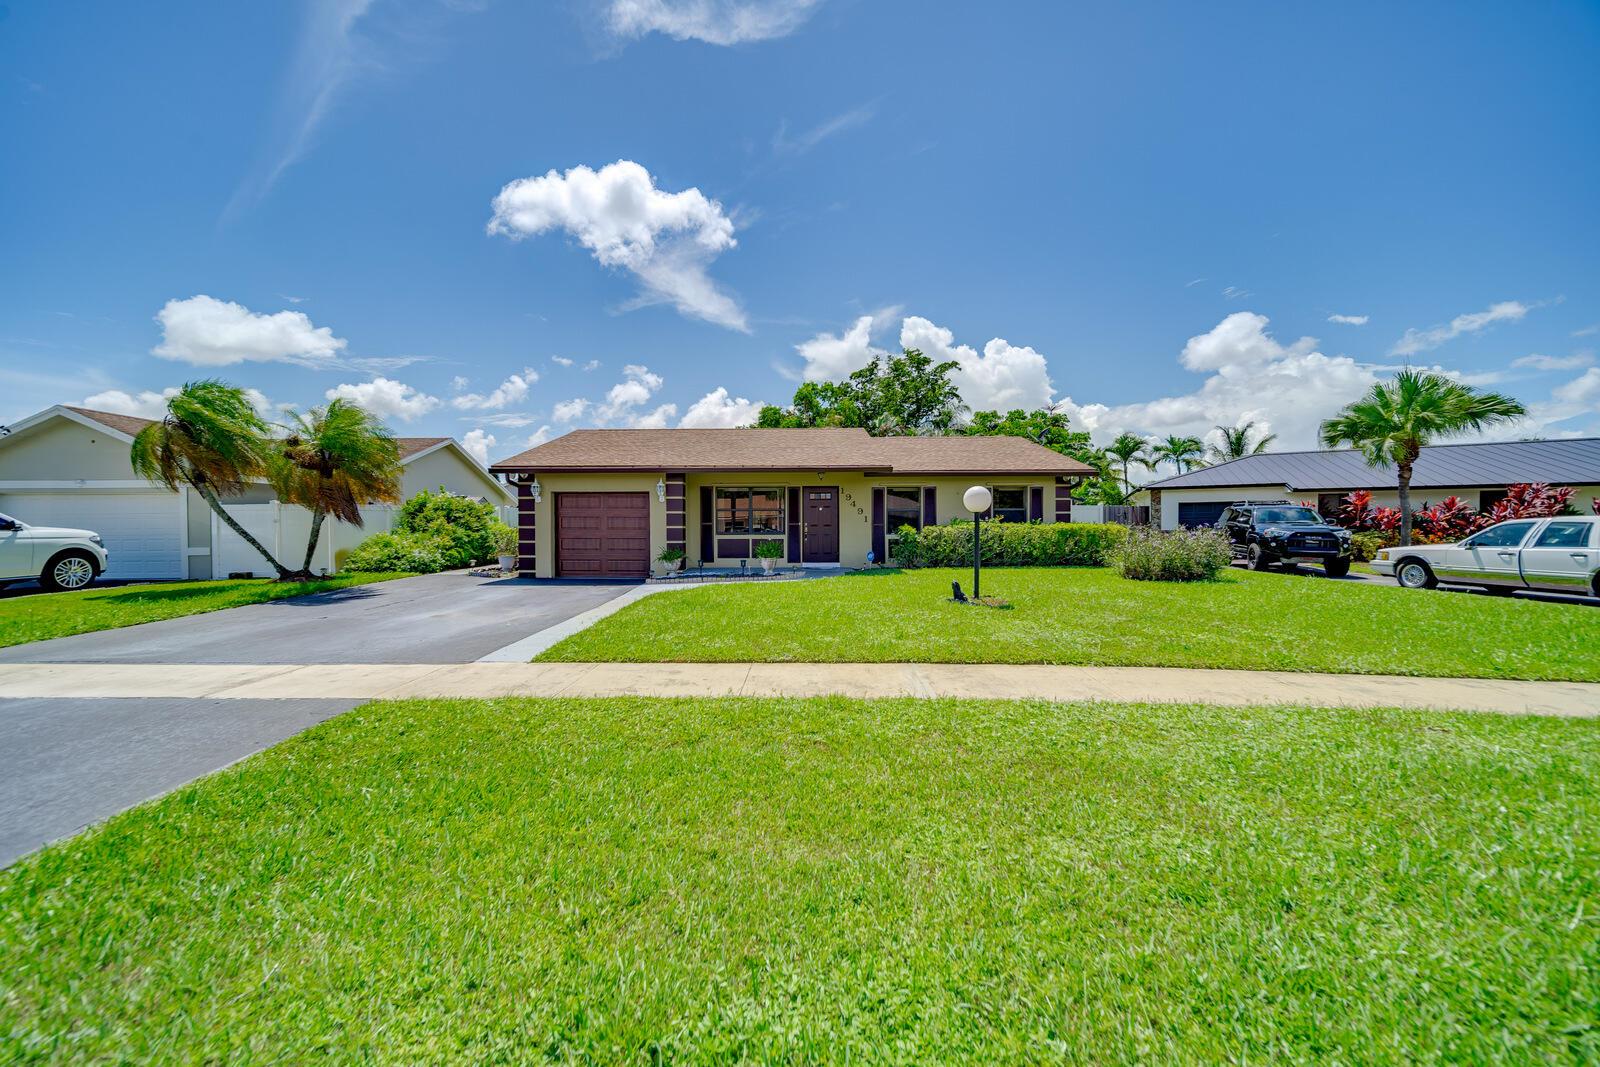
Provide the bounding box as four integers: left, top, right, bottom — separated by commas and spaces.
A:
1229, 500, 1292, 506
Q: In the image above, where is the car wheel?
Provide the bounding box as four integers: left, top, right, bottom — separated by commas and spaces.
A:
1394, 559, 1437, 590
1323, 559, 1350, 578
1248, 544, 1274, 570
41, 550, 97, 592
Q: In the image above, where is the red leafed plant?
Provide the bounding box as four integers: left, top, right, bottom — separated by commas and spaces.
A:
1592, 497, 1599, 516
1477, 483, 1575, 528
1371, 506, 1403, 532
1338, 490, 1376, 530
1414, 495, 1477, 541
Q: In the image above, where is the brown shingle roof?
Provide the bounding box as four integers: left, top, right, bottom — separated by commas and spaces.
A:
489, 428, 1095, 476
63, 406, 156, 437
395, 437, 450, 460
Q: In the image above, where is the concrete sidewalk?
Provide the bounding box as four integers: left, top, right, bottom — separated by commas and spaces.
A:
1, 662, 1595, 716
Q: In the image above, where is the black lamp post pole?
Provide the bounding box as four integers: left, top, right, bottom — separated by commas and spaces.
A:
972, 511, 981, 599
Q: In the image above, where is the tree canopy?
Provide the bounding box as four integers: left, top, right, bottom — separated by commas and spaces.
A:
757, 348, 965, 435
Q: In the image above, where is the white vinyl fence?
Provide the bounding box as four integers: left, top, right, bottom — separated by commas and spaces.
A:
213, 503, 400, 578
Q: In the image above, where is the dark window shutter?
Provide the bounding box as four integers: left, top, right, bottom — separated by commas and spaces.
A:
922, 485, 937, 527
786, 487, 801, 559
871, 487, 886, 563
699, 486, 714, 563
1028, 485, 1044, 522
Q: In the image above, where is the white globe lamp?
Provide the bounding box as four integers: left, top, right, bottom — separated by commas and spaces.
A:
963, 486, 992, 515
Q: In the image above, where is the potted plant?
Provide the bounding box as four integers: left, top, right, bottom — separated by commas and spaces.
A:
656, 546, 685, 575
491, 523, 518, 574
753, 539, 784, 574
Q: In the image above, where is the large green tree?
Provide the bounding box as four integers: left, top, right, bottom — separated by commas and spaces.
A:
1150, 434, 1206, 476
758, 348, 965, 435
269, 399, 403, 577
1209, 421, 1277, 463
130, 380, 294, 579
964, 407, 1094, 459
1103, 432, 1154, 494
1320, 370, 1525, 545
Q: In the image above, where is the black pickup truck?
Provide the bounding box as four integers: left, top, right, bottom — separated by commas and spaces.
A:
1219, 502, 1354, 577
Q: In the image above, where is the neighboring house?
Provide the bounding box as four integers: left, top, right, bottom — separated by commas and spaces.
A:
1137, 437, 1600, 530
488, 428, 1096, 579
0, 406, 513, 580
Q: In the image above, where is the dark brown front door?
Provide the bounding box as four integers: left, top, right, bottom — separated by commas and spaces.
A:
555, 492, 650, 578
802, 487, 839, 563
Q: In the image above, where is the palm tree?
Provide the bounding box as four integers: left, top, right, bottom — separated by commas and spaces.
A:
1104, 432, 1153, 494
1151, 434, 1206, 475
130, 380, 293, 579
1209, 421, 1277, 463
270, 399, 402, 577
1320, 369, 1525, 545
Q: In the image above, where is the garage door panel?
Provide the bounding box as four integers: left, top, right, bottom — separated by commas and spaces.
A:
0, 491, 184, 580
556, 492, 649, 578
1177, 501, 1229, 529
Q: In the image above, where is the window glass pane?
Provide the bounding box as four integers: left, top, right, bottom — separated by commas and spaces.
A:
992, 486, 1027, 522
1533, 521, 1593, 548
715, 489, 747, 534
717, 488, 785, 534
1467, 521, 1536, 548
887, 488, 921, 532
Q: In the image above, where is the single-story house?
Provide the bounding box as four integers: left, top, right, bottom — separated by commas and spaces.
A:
1137, 437, 1600, 530
488, 428, 1097, 579
0, 405, 513, 580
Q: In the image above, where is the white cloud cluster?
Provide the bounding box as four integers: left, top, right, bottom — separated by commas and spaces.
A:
900, 317, 1054, 414
1554, 368, 1600, 408
84, 385, 278, 422
487, 160, 746, 331
153, 295, 347, 367
325, 376, 440, 421
679, 387, 764, 427
550, 355, 574, 367
451, 370, 537, 410
597, 363, 676, 425
552, 398, 590, 423
1327, 313, 1368, 326
797, 314, 883, 381
1391, 300, 1529, 356
604, 0, 821, 44
460, 428, 495, 467
1512, 353, 1593, 372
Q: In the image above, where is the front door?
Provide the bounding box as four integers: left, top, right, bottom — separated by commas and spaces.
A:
802, 487, 839, 563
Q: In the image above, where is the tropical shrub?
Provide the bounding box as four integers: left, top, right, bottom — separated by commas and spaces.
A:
1112, 526, 1232, 582
396, 488, 499, 567
753, 539, 785, 559
344, 531, 450, 574
1480, 482, 1574, 525
1349, 530, 1396, 562
1414, 495, 1477, 541
891, 520, 1127, 568
490, 522, 518, 556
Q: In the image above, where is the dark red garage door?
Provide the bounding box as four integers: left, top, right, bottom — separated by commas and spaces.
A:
555, 492, 650, 578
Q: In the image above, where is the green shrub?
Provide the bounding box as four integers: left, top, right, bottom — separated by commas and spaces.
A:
891, 521, 1128, 568
1349, 530, 1396, 562
753, 539, 785, 559
490, 522, 518, 556
344, 531, 451, 574
396, 488, 499, 567
1112, 526, 1232, 582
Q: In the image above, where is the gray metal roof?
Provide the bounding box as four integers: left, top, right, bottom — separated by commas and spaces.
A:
1143, 437, 1600, 492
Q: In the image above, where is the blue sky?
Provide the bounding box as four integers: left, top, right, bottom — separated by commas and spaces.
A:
3, 0, 1598, 468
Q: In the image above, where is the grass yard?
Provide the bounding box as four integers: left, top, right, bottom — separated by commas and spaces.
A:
2, 697, 1596, 1063
0, 571, 412, 648
539, 566, 1600, 681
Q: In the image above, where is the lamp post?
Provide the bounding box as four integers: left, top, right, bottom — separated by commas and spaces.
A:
962, 485, 992, 599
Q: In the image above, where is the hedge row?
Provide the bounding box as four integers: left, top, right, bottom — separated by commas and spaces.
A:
890, 521, 1128, 568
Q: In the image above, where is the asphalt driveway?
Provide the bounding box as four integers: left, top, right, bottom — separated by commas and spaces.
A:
0, 573, 636, 865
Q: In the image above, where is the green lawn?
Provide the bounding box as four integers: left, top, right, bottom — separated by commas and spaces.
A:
0, 572, 412, 648
539, 566, 1600, 681
2, 697, 1596, 1062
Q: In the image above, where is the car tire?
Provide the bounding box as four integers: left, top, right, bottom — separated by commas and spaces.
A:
1394, 558, 1437, 590
40, 550, 98, 592
1323, 559, 1350, 578
1248, 544, 1274, 570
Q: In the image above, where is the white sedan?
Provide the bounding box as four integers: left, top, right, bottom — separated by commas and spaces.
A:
1371, 516, 1600, 598
0, 511, 110, 591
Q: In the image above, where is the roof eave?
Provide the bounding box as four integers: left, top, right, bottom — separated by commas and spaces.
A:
487, 463, 898, 474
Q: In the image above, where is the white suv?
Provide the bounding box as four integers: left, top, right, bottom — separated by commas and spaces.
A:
0, 511, 109, 591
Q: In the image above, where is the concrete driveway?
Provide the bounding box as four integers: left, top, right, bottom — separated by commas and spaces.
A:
0, 573, 636, 865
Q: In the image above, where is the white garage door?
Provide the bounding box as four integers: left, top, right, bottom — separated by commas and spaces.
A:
0, 491, 184, 580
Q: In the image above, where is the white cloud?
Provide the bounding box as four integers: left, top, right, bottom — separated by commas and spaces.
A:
552, 398, 590, 423
525, 425, 554, 448
1327, 313, 1368, 326
771, 102, 875, 157
797, 314, 885, 381
81, 387, 180, 420
583, 359, 601, 371
472, 412, 540, 428
550, 355, 574, 367
487, 160, 747, 331
1574, 324, 1599, 338
460, 428, 495, 466
1512, 353, 1593, 372
1391, 300, 1529, 356
900, 316, 1054, 413
325, 376, 440, 421
450, 370, 537, 410
1554, 368, 1600, 408
450, 375, 470, 391
153, 295, 347, 367
631, 403, 678, 428
604, 0, 821, 44
597, 363, 666, 422
679, 386, 764, 427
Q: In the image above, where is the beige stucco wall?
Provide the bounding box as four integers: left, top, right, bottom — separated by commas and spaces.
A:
1151, 483, 1600, 530
523, 470, 1065, 577
0, 418, 139, 482
401, 447, 512, 508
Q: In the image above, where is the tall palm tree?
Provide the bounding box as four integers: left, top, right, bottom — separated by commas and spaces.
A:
1104, 432, 1153, 494
1151, 434, 1206, 475
270, 399, 402, 576
1209, 421, 1277, 463
1320, 370, 1525, 545
130, 380, 293, 579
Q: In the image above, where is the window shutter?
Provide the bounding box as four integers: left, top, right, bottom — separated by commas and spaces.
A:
871, 487, 886, 563
699, 486, 714, 563
922, 486, 937, 527
1028, 485, 1044, 522
787, 487, 801, 559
